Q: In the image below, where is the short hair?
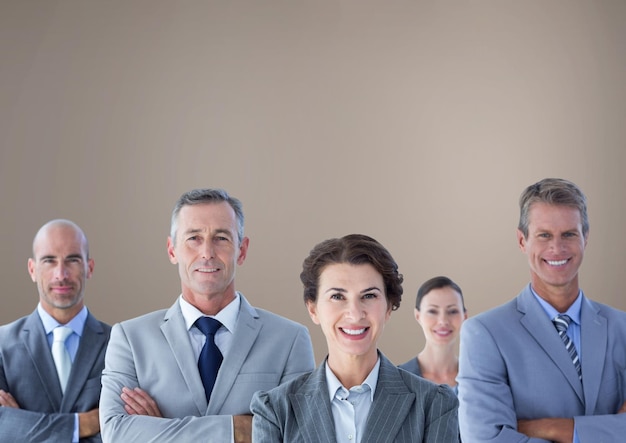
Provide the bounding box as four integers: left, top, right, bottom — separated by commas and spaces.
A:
300, 234, 403, 311
415, 276, 466, 312
518, 178, 589, 239
170, 188, 244, 244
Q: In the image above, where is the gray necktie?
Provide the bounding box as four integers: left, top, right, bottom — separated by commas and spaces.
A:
552, 314, 582, 381
52, 326, 73, 393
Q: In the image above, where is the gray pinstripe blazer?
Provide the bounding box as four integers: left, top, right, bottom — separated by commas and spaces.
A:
251, 352, 459, 443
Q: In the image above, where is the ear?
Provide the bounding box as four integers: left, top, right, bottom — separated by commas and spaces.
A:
27, 258, 36, 282
516, 228, 527, 253
414, 307, 421, 324
306, 300, 320, 325
237, 237, 250, 265
86, 258, 95, 279
167, 237, 178, 264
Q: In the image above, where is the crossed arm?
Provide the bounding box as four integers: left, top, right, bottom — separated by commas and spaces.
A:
120, 387, 252, 443
0, 389, 100, 439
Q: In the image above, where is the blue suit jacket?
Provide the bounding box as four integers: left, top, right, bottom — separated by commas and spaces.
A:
251, 352, 459, 442
458, 284, 626, 442
0, 309, 111, 443
99, 294, 315, 443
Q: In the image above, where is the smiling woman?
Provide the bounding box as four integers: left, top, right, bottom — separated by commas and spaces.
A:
399, 276, 467, 393
250, 234, 460, 443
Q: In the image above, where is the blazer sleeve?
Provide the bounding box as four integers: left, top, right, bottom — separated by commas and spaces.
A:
0, 407, 74, 443
0, 329, 75, 443
424, 385, 460, 443
99, 323, 233, 443
278, 325, 316, 384
458, 318, 549, 443
251, 390, 284, 443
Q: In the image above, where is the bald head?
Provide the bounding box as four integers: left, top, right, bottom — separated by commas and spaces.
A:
29, 219, 94, 323
32, 219, 90, 259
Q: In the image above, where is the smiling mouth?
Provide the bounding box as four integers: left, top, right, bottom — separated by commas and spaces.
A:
340, 327, 368, 336
546, 259, 568, 266
196, 267, 219, 273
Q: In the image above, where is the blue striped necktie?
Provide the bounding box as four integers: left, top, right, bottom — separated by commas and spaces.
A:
552, 314, 582, 382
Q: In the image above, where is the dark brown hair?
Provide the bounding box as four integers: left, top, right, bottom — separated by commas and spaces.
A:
300, 234, 403, 310
415, 276, 466, 312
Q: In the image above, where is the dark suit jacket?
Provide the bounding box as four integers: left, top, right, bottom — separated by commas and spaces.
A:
458, 285, 626, 442
251, 352, 460, 442
0, 309, 111, 443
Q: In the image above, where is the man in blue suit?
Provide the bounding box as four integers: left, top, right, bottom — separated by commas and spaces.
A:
458, 178, 626, 442
0, 219, 111, 442
99, 188, 315, 443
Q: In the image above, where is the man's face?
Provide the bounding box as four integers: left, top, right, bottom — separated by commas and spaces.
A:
28, 224, 94, 319
517, 202, 587, 297
167, 202, 249, 309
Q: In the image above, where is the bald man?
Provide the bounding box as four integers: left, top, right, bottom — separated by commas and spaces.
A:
0, 219, 111, 443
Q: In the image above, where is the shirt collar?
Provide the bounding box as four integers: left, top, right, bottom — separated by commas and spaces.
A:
179, 292, 240, 333
530, 286, 583, 325
37, 303, 88, 336
325, 357, 381, 403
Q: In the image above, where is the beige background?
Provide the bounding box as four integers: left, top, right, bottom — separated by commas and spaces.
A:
1, 1, 625, 365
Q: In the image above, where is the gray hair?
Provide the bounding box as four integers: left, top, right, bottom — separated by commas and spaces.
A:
518, 178, 589, 238
170, 188, 244, 244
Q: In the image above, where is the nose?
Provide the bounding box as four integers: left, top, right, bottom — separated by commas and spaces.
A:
201, 241, 215, 259
53, 264, 69, 280
344, 299, 365, 320
437, 313, 449, 325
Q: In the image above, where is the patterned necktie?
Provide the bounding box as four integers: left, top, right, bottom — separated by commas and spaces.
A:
552, 314, 582, 381
51, 326, 73, 393
195, 317, 223, 402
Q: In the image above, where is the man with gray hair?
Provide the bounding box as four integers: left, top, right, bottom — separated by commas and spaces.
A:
0, 219, 110, 442
100, 188, 315, 443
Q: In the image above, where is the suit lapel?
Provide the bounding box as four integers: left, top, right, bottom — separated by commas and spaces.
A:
208, 295, 260, 414
291, 364, 336, 443
161, 303, 208, 415
518, 288, 584, 403
362, 355, 414, 443
60, 312, 107, 411
580, 297, 607, 413
21, 311, 62, 408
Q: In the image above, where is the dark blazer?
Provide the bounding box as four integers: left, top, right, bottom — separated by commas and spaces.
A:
0, 309, 111, 443
251, 352, 460, 443
458, 284, 626, 442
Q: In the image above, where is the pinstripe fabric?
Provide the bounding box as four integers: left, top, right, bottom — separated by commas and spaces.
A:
251, 353, 459, 442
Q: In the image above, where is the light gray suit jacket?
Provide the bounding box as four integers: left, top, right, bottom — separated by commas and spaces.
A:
458, 284, 626, 442
0, 310, 111, 443
99, 294, 315, 443
251, 352, 459, 442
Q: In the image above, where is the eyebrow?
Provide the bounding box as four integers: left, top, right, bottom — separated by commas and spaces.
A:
323, 286, 382, 294
39, 253, 83, 261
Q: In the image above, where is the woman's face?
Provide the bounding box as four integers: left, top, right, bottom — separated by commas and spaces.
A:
415, 286, 467, 346
307, 262, 391, 362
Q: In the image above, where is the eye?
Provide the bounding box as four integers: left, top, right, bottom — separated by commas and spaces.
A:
427, 309, 438, 315
563, 232, 577, 238
362, 292, 378, 300
448, 309, 460, 315
330, 292, 344, 301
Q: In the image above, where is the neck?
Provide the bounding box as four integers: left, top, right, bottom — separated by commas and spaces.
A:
531, 279, 579, 313
327, 350, 378, 388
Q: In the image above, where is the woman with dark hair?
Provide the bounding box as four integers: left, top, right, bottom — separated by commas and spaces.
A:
251, 234, 459, 443
399, 276, 467, 394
